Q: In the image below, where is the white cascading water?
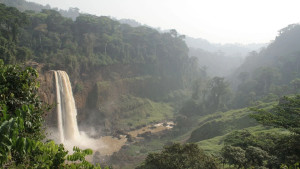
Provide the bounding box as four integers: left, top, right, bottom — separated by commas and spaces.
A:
54, 70, 80, 143
53, 70, 106, 153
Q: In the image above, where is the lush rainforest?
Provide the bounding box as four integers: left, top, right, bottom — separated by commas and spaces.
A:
0, 1, 300, 169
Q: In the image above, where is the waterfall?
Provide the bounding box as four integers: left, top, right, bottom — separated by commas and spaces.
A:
54, 71, 80, 143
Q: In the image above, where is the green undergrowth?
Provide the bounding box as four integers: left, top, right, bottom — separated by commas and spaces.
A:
197, 101, 276, 126
192, 100, 287, 154
110, 137, 171, 169
109, 100, 281, 168
197, 125, 289, 155
114, 95, 174, 130
127, 139, 167, 156
169, 102, 276, 145
188, 101, 276, 143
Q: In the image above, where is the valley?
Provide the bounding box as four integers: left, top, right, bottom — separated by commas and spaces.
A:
0, 0, 299, 168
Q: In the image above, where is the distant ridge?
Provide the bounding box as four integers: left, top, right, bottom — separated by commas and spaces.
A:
0, 0, 80, 20
185, 36, 266, 58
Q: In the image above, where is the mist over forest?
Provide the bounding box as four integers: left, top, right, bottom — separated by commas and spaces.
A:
0, 0, 300, 169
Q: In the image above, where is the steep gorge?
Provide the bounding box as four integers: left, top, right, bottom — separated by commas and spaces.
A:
37, 63, 175, 136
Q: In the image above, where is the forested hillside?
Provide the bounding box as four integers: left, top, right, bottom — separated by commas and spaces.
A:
1, 1, 300, 169
0, 3, 197, 87
185, 36, 265, 57
170, 23, 300, 169
0, 2, 201, 168
185, 36, 265, 77
230, 24, 300, 108
0, 0, 80, 20
189, 48, 243, 76
0, 2, 202, 134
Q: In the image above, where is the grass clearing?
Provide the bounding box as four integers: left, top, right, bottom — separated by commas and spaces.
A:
116, 95, 174, 129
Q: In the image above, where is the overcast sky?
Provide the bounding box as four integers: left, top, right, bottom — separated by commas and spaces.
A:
26, 0, 300, 44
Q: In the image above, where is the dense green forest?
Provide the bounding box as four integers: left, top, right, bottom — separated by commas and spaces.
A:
0, 2, 200, 96
231, 24, 300, 108
0, 0, 80, 20
0, 2, 200, 168
0, 60, 106, 168
169, 23, 300, 169
0, 1, 300, 169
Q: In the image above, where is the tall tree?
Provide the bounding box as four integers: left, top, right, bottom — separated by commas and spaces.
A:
207, 77, 229, 110
136, 143, 218, 169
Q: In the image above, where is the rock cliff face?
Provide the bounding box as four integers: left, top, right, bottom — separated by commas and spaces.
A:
37, 69, 94, 128
26, 62, 57, 128
38, 64, 174, 134
38, 70, 56, 128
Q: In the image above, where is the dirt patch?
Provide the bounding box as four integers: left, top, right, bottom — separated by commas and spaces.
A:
128, 122, 174, 138
95, 121, 174, 156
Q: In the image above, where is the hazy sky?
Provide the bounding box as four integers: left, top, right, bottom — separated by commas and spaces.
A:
26, 0, 300, 44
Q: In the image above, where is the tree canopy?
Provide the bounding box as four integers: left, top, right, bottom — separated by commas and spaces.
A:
136, 143, 218, 169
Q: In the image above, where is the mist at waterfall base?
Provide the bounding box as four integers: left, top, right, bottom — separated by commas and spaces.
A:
48, 70, 106, 152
